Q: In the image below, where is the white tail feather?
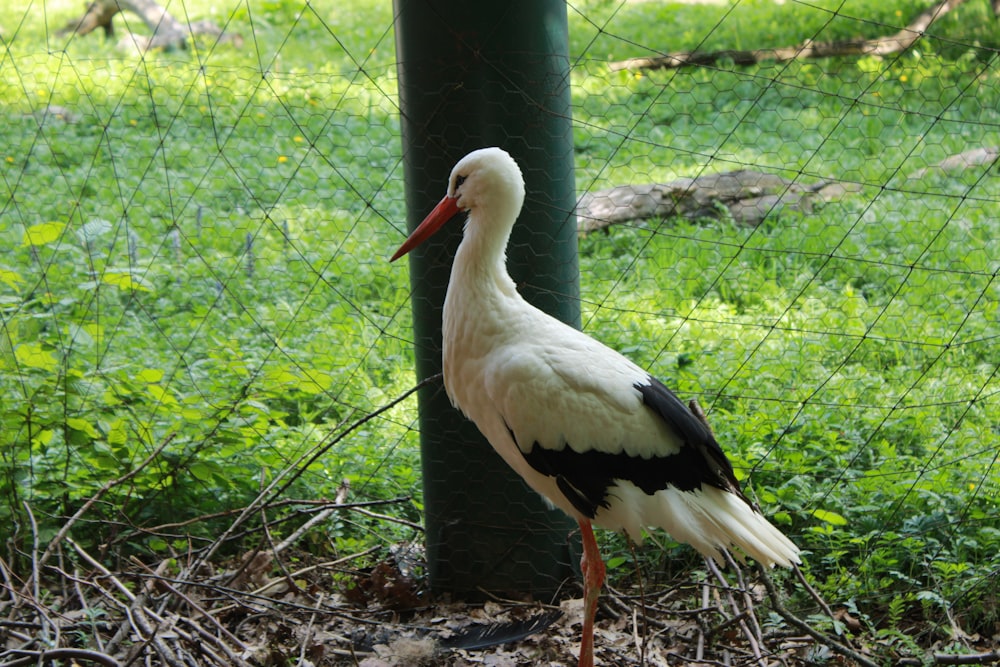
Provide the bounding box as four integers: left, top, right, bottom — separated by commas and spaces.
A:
596, 482, 800, 568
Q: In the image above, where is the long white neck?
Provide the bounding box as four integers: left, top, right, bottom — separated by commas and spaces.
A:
449, 208, 520, 302
442, 207, 528, 414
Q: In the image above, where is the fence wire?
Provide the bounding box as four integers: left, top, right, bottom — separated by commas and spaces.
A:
1, 0, 998, 665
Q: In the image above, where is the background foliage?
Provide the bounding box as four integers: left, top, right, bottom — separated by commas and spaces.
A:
1, 0, 998, 654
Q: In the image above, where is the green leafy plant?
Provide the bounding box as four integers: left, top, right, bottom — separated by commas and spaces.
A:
1, 0, 997, 648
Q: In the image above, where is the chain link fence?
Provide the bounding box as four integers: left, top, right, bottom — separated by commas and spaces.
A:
1, 0, 998, 664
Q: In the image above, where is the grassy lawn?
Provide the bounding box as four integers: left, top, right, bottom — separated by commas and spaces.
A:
1, 0, 998, 656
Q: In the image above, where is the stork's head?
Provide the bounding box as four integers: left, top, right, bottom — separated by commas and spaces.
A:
391, 147, 525, 262
447, 147, 525, 217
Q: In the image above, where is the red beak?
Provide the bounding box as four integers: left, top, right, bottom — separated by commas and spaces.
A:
390, 196, 462, 262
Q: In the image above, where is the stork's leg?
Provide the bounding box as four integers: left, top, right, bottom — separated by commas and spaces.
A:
577, 519, 605, 667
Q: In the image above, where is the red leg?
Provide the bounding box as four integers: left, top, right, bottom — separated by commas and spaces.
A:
577, 519, 605, 667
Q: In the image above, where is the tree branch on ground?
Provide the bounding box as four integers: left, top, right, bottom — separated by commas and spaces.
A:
908, 146, 1000, 179
609, 0, 974, 71
56, 0, 242, 51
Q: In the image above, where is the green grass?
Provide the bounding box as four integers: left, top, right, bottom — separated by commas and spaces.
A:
1, 0, 998, 651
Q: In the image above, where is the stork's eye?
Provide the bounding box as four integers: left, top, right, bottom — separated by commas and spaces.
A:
455, 175, 467, 189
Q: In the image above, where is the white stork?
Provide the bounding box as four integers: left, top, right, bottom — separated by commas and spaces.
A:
392, 147, 799, 666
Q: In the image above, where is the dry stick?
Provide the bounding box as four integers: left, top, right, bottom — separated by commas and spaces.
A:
705, 558, 765, 667
22, 503, 40, 612
19, 433, 176, 600
71, 547, 246, 667
707, 574, 736, 666
63, 538, 159, 662
14, 503, 63, 652
251, 481, 356, 603
1, 647, 122, 667
143, 497, 420, 558
791, 563, 837, 624
47, 564, 136, 657
168, 612, 248, 667
103, 600, 140, 658
59, 548, 149, 665
239, 474, 282, 594
0, 555, 19, 609
2, 599, 61, 659
72, 565, 107, 653
348, 506, 423, 531
630, 606, 642, 663
104, 500, 393, 570
256, 480, 351, 598
696, 579, 709, 662
298, 592, 325, 665
756, 563, 880, 667
900, 650, 1000, 666
67, 537, 137, 602
128, 605, 181, 667
128, 556, 250, 655
137, 496, 408, 534
169, 625, 232, 667
705, 610, 752, 640
263, 374, 441, 510
121, 598, 222, 667
602, 584, 677, 631
183, 374, 440, 581
204, 545, 385, 610
73, 553, 238, 667
664, 652, 734, 667
18, 503, 42, 637
135, 553, 390, 622
272, 480, 351, 556
55, 538, 71, 612
722, 551, 766, 649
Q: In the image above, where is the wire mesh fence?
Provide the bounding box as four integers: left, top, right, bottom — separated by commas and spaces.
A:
1, 0, 998, 665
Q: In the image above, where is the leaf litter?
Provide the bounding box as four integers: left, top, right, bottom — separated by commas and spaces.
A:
4, 491, 997, 666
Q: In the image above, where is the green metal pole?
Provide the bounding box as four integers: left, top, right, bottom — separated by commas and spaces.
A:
394, 1, 579, 598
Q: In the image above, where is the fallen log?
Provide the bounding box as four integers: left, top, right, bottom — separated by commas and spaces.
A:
575, 170, 858, 232
609, 0, 971, 71
57, 0, 241, 51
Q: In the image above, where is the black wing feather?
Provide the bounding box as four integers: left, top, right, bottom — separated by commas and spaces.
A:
516, 375, 752, 519
633, 377, 750, 503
